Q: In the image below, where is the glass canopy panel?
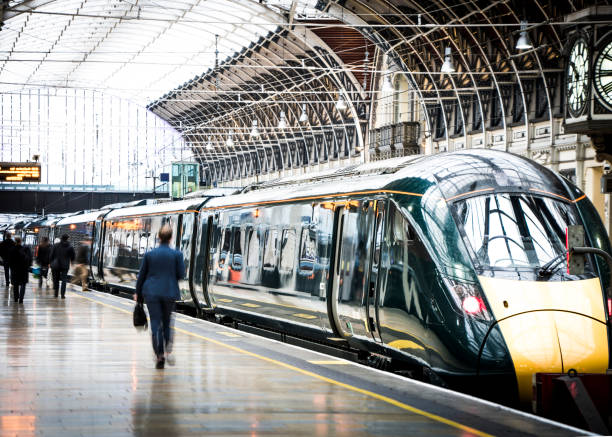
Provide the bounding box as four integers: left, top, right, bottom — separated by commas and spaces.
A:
0, 0, 279, 104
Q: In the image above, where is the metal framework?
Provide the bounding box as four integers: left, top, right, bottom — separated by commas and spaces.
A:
0, 0, 610, 186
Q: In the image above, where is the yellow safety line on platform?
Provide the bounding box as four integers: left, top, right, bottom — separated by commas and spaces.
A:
217, 331, 242, 338
73, 292, 493, 437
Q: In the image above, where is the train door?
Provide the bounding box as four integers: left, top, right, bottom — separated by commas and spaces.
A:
195, 215, 214, 308
92, 217, 104, 281
366, 200, 385, 343
177, 213, 195, 302
329, 200, 374, 339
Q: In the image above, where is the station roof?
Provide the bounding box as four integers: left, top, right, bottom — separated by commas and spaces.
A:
0, 0, 308, 104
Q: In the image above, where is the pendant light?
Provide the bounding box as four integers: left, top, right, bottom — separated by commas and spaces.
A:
299, 104, 307, 123
250, 119, 259, 138
277, 111, 287, 129
336, 91, 347, 110
226, 130, 234, 147
516, 21, 532, 50
441, 47, 455, 73
206, 137, 213, 150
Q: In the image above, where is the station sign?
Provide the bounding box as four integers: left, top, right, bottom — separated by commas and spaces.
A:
0, 162, 41, 182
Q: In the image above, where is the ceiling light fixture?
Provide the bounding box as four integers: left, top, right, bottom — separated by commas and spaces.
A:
250, 119, 260, 138
226, 130, 234, 147
441, 47, 455, 73
336, 91, 347, 110
516, 21, 533, 50
299, 104, 307, 123
206, 137, 213, 150
278, 111, 287, 129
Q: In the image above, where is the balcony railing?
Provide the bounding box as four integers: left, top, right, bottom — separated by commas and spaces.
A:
368, 122, 421, 161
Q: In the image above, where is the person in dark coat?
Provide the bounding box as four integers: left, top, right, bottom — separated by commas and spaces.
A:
35, 237, 51, 287
49, 234, 75, 299
9, 236, 32, 303
0, 232, 15, 287
135, 224, 185, 369
72, 239, 91, 291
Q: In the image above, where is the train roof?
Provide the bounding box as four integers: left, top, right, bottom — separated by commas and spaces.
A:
400, 150, 578, 203
205, 150, 577, 209
104, 198, 207, 219
205, 156, 425, 209
55, 210, 110, 226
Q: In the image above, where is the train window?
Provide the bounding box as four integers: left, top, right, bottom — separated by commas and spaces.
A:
231, 226, 243, 270
452, 193, 594, 277
246, 229, 260, 268
299, 228, 316, 272
280, 229, 296, 272
263, 229, 279, 269
139, 233, 148, 257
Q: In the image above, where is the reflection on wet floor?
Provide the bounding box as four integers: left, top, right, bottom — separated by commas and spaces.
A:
0, 281, 584, 437
0, 281, 466, 436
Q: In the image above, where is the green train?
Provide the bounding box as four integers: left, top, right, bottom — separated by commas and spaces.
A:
44, 150, 612, 405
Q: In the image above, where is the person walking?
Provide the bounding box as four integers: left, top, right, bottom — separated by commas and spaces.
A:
0, 232, 15, 287
35, 237, 51, 288
135, 224, 184, 369
73, 239, 91, 291
49, 234, 75, 299
9, 237, 32, 303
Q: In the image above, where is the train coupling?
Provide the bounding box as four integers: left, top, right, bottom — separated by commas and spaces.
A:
533, 371, 611, 434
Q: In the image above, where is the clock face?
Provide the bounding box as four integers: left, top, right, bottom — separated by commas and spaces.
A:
594, 40, 612, 110
566, 38, 590, 117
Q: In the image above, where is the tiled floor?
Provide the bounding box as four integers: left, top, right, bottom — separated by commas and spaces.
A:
0, 280, 587, 436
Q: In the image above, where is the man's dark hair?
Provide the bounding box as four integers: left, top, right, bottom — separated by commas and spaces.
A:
61, 234, 69, 242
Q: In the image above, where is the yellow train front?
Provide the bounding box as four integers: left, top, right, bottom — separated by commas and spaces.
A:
395, 150, 611, 406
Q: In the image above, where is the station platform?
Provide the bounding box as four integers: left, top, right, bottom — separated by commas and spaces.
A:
0, 281, 594, 436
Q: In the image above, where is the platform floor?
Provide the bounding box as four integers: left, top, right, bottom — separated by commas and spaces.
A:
0, 280, 593, 436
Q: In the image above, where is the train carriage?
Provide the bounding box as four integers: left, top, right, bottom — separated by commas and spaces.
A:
99, 199, 208, 305
191, 150, 611, 406
54, 211, 109, 280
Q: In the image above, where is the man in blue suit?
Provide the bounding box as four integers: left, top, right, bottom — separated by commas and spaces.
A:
135, 224, 185, 369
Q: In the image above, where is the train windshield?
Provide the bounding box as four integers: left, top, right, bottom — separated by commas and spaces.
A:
452, 193, 594, 278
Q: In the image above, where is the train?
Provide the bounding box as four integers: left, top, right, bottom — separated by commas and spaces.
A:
9, 150, 611, 407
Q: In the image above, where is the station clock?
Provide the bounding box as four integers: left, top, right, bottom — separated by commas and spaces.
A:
562, 8, 612, 164
594, 39, 612, 111
566, 37, 590, 117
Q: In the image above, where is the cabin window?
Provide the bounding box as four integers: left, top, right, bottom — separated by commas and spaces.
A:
280, 229, 296, 272
246, 229, 260, 268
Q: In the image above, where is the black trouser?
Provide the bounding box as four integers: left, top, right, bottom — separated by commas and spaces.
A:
13, 283, 25, 302
38, 266, 49, 285
145, 296, 175, 359
52, 268, 68, 297
3, 261, 9, 286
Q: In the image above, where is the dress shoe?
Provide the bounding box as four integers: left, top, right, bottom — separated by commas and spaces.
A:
155, 358, 165, 369
19, 299, 23, 304
61, 295, 65, 299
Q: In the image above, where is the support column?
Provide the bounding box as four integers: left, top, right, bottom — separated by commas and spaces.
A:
585, 165, 605, 228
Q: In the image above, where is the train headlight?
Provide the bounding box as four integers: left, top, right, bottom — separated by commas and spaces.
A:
443, 278, 491, 321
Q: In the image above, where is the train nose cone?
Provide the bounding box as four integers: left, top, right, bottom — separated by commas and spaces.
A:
478, 276, 609, 404
494, 311, 608, 403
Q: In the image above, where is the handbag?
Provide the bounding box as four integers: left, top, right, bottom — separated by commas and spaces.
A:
133, 302, 148, 330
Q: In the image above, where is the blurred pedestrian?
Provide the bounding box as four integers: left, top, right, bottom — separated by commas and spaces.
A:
0, 232, 15, 287
134, 224, 185, 369
35, 237, 51, 288
50, 234, 75, 299
9, 237, 32, 303
73, 239, 91, 291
